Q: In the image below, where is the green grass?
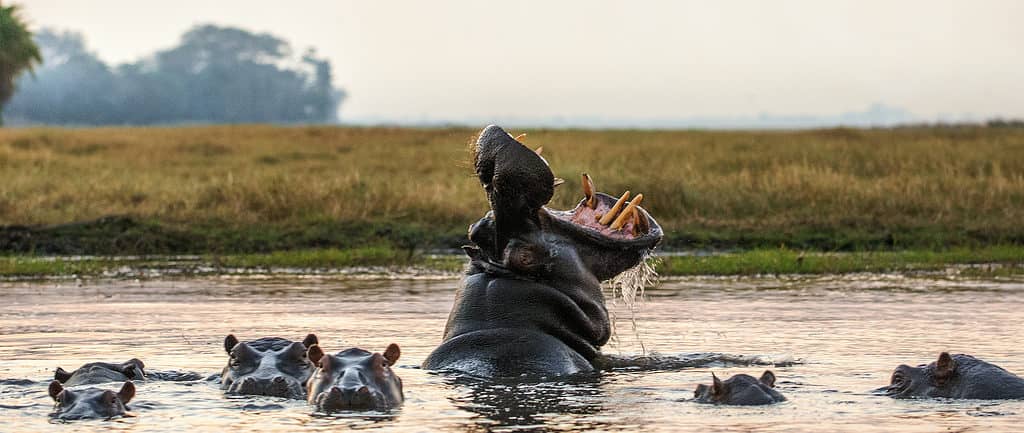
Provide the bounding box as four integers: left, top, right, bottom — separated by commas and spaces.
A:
657, 245, 1024, 276
2, 246, 1021, 279
1, 125, 1023, 254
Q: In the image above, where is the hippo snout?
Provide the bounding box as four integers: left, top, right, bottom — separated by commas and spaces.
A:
316, 386, 380, 411
230, 376, 301, 398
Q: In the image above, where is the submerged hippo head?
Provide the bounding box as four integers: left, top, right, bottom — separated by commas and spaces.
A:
882, 352, 1024, 400
694, 371, 786, 405
54, 359, 146, 387
466, 125, 663, 282
424, 125, 663, 378
306, 343, 404, 412
48, 380, 134, 420
221, 333, 318, 399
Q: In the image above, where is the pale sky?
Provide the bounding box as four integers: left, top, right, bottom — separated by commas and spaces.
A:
16, 0, 1024, 124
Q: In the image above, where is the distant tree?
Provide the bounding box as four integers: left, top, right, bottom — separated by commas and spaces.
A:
6, 23, 344, 125
986, 118, 1024, 129
303, 48, 344, 123
6, 29, 118, 124
0, 3, 42, 126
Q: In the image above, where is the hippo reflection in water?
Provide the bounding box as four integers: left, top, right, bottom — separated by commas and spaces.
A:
48, 380, 135, 420
694, 371, 786, 405
54, 359, 146, 386
221, 334, 319, 399
423, 125, 663, 378
882, 352, 1024, 399
306, 343, 404, 412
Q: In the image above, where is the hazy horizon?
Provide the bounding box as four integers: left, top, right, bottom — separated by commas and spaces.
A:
16, 0, 1023, 127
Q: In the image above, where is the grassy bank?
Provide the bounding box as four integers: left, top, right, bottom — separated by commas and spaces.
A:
2, 246, 1021, 279
2, 125, 1023, 254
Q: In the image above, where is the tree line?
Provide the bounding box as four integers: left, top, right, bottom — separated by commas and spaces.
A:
1, 21, 344, 125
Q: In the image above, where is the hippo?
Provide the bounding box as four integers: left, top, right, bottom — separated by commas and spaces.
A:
693, 371, 786, 405
306, 343, 404, 412
221, 333, 319, 399
882, 352, 1024, 399
54, 359, 146, 386
423, 125, 663, 378
48, 380, 135, 420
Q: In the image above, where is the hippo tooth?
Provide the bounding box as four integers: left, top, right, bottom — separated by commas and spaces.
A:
514, 133, 527, 142
553, 177, 565, 187
533, 145, 542, 155
611, 194, 643, 230
598, 191, 630, 225
582, 173, 597, 208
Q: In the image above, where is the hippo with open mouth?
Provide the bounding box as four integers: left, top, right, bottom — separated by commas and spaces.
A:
693, 371, 786, 405
54, 359, 146, 386
306, 343, 404, 412
221, 334, 319, 399
48, 380, 135, 420
423, 125, 663, 378
881, 352, 1024, 399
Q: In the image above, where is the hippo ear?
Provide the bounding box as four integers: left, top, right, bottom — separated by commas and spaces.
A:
473, 125, 555, 253
710, 373, 725, 397
760, 370, 777, 388
384, 343, 401, 366
54, 367, 73, 383
302, 334, 319, 348
118, 381, 136, 403
307, 344, 325, 366
48, 380, 64, 400
934, 352, 957, 385
224, 334, 239, 354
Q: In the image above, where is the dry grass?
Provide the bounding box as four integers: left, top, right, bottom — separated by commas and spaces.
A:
1, 125, 1022, 251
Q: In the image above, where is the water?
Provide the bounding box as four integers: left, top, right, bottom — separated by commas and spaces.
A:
2, 273, 1023, 432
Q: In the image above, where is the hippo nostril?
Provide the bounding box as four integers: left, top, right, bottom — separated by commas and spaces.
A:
238, 377, 258, 393
357, 386, 370, 395
272, 377, 286, 384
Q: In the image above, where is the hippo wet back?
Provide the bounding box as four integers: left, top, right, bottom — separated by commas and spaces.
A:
221, 333, 319, 399
694, 371, 786, 405
54, 359, 146, 386
48, 380, 135, 420
306, 343, 404, 412
423, 125, 663, 378
882, 352, 1024, 399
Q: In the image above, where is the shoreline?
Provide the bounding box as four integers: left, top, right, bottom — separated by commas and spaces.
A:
3, 245, 1021, 280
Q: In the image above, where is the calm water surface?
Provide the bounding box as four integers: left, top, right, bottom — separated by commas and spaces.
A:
2, 273, 1023, 432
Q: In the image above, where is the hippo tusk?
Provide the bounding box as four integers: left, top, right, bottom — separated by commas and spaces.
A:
598, 191, 630, 225
610, 194, 643, 230
514, 133, 527, 142
582, 173, 597, 208
534, 146, 543, 155
553, 177, 565, 187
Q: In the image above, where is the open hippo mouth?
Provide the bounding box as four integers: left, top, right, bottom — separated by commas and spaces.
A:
545, 173, 661, 247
